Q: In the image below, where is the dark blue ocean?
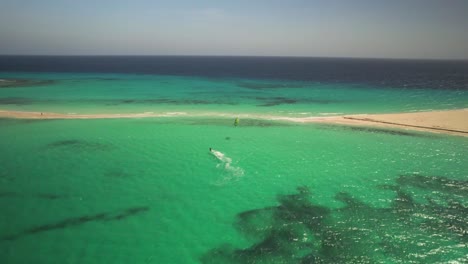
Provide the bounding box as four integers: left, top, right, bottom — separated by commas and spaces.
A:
1, 56, 467, 90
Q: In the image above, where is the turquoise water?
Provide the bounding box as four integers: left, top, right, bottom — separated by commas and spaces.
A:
1, 72, 467, 116
1, 72, 467, 263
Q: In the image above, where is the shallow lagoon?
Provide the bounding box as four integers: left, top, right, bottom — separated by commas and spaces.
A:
1, 117, 466, 263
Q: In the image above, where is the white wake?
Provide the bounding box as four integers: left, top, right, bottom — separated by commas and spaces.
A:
210, 149, 244, 183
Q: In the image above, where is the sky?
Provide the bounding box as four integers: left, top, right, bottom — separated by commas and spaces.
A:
0, 0, 467, 59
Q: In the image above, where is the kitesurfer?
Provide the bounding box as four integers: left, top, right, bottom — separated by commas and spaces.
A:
234, 117, 239, 126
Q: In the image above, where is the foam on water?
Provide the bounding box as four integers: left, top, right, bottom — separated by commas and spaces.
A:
210, 149, 244, 184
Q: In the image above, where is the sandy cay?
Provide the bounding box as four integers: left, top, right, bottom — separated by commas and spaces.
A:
1, 108, 467, 137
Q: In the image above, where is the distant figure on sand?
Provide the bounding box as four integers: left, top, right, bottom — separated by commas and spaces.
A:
234, 117, 239, 126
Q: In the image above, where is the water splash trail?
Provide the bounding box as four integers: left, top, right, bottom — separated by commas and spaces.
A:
210, 149, 244, 184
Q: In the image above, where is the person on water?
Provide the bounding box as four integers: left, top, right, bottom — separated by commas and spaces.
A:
209, 147, 212, 152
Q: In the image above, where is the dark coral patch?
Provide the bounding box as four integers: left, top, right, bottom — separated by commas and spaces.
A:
47, 139, 114, 151
3, 206, 150, 241
345, 126, 431, 137
0, 79, 55, 88
202, 175, 467, 263
0, 97, 35, 105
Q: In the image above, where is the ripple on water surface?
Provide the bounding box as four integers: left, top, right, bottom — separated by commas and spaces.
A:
0, 117, 466, 263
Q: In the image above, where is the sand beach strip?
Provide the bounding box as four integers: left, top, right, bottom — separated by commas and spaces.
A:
1, 108, 467, 137
297, 109, 468, 137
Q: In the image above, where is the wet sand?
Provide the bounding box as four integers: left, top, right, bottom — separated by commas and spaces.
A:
1, 109, 467, 137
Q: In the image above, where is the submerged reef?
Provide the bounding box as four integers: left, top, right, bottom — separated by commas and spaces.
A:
253, 96, 342, 107
0, 191, 68, 200
344, 126, 430, 137
0, 97, 35, 105
202, 175, 467, 263
0, 79, 55, 88
2, 206, 149, 241
46, 139, 114, 151
237, 82, 308, 90
106, 98, 238, 106
316, 124, 433, 138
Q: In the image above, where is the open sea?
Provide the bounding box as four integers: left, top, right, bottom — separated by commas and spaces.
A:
0, 56, 467, 263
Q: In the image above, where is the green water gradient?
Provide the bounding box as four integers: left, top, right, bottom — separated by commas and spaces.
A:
1, 72, 467, 116
1, 72, 467, 263
0, 117, 466, 263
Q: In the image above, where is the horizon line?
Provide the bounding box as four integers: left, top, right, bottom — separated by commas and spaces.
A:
1, 54, 467, 62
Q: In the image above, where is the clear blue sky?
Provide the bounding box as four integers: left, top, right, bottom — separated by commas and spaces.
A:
1, 0, 467, 59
